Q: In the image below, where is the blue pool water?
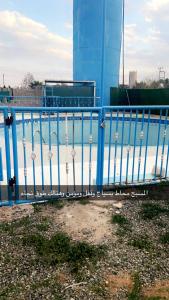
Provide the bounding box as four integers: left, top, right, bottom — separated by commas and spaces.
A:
0, 117, 168, 146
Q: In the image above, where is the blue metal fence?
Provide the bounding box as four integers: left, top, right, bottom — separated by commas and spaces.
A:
1, 105, 169, 206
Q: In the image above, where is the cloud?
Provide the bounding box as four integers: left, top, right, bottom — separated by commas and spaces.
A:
65, 22, 73, 30
121, 0, 169, 82
0, 1, 169, 87
147, 0, 169, 12
0, 10, 72, 86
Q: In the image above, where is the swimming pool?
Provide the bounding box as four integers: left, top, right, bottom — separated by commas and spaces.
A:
1, 114, 168, 146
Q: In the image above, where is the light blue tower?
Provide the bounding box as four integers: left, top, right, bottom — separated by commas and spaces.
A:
73, 0, 123, 106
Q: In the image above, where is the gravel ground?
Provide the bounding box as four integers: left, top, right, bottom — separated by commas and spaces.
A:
1, 194, 169, 300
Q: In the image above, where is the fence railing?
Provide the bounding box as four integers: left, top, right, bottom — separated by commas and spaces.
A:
0, 105, 169, 206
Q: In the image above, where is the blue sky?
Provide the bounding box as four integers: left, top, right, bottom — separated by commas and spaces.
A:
0, 0, 168, 86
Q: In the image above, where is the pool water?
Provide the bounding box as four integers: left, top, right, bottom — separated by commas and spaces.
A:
11, 118, 169, 146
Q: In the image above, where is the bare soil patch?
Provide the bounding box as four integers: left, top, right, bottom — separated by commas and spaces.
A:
40, 200, 118, 244
0, 204, 34, 222
144, 279, 169, 299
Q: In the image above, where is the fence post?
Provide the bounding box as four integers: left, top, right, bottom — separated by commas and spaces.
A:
11, 109, 19, 202
3, 109, 12, 205
96, 108, 105, 192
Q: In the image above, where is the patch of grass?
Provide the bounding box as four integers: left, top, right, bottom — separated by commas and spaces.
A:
128, 273, 142, 300
159, 232, 169, 244
22, 231, 105, 273
78, 198, 90, 205
68, 241, 105, 272
47, 199, 66, 209
22, 233, 45, 249
112, 214, 129, 226
0, 216, 31, 235
35, 218, 50, 232
3, 253, 12, 264
90, 282, 108, 297
140, 203, 169, 220
116, 227, 128, 237
16, 216, 32, 227
155, 220, 166, 228
112, 214, 132, 237
0, 223, 12, 233
0, 283, 23, 299
129, 235, 153, 251
0, 279, 62, 300
33, 203, 42, 213
31, 277, 62, 298
36, 222, 50, 232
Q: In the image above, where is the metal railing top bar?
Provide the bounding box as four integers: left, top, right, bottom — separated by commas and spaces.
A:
0, 106, 9, 111
44, 96, 100, 99
10, 107, 102, 113
1, 104, 169, 113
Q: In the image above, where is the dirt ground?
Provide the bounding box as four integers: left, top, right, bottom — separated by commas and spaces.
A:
1, 193, 169, 299
40, 200, 121, 244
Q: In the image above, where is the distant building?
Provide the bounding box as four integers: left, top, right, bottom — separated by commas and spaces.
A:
129, 71, 137, 88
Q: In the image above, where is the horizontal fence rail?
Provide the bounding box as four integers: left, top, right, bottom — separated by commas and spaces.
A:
0, 105, 169, 206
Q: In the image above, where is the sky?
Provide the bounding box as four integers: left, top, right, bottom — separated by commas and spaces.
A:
0, 0, 168, 86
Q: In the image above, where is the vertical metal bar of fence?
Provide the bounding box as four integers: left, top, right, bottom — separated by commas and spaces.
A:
114, 110, 119, 184
44, 97, 47, 107
165, 140, 169, 178
143, 109, 151, 182
81, 112, 84, 194
0, 148, 2, 201
57, 112, 60, 192
131, 110, 138, 183
3, 109, 12, 204
154, 109, 162, 179
31, 112, 36, 196
96, 108, 105, 191
125, 110, 132, 184
120, 110, 125, 185
22, 112, 28, 198
11, 109, 19, 201
65, 113, 69, 194
48, 112, 53, 192
89, 111, 93, 192
39, 113, 44, 192
72, 113, 76, 192
107, 112, 113, 185
160, 109, 168, 178
137, 110, 145, 182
